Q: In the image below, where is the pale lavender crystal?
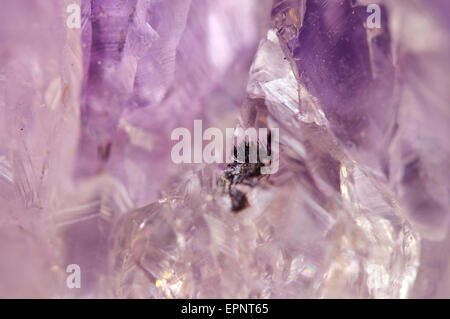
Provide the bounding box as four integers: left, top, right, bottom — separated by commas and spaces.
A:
0, 0, 449, 299
273, 0, 450, 240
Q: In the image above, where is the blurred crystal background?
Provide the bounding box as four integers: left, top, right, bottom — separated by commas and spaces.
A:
0, 0, 448, 298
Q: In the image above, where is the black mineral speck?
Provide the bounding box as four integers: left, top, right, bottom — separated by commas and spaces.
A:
221, 130, 273, 213
230, 187, 248, 212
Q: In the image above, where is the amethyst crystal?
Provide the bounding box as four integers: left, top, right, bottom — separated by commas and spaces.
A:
0, 0, 448, 298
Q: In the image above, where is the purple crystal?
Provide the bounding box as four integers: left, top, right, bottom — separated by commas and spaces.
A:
0, 0, 449, 299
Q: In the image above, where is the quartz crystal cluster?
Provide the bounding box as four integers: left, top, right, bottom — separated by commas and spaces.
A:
0, 0, 449, 298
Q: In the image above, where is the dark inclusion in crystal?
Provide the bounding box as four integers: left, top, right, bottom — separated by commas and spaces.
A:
229, 187, 249, 213
222, 131, 272, 213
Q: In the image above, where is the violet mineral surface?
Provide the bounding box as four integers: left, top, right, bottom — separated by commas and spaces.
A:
0, 0, 449, 298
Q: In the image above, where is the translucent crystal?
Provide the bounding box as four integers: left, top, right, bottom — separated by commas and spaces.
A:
0, 0, 449, 299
